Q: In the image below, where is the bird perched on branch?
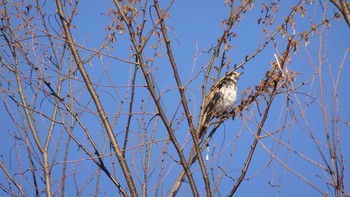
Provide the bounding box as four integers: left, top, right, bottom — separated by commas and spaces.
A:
198, 71, 242, 140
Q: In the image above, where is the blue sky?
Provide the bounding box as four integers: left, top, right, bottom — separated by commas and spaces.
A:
1, 0, 349, 196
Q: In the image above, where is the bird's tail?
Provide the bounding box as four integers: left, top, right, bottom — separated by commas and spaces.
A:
197, 113, 212, 140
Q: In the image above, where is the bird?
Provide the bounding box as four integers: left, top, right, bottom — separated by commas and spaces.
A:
198, 71, 242, 140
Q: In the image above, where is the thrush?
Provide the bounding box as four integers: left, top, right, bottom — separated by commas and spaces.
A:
198, 71, 242, 139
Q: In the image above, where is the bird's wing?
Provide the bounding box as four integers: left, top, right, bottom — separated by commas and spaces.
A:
198, 88, 217, 139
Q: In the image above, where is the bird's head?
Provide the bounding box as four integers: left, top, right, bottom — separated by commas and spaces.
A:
226, 71, 242, 82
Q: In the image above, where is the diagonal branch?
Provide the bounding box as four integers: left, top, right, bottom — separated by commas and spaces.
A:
55, 0, 137, 196
329, 0, 350, 28
229, 80, 278, 196
112, 0, 199, 195
152, 0, 212, 195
